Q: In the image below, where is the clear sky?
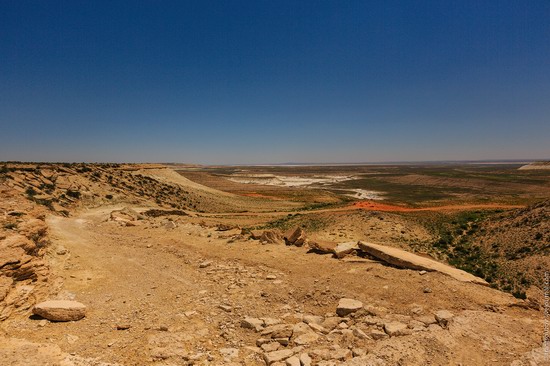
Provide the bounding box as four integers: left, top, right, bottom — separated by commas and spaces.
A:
1, 1, 549, 164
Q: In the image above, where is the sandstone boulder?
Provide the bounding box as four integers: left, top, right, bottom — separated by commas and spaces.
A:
33, 300, 86, 321
308, 240, 337, 254
260, 230, 284, 245
357, 241, 488, 285
284, 227, 307, 247
249, 230, 264, 240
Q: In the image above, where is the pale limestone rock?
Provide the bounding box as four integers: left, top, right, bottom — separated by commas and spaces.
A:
336, 298, 363, 317
333, 241, 358, 259
263, 349, 294, 365
285, 355, 301, 366
241, 317, 264, 331
300, 353, 312, 366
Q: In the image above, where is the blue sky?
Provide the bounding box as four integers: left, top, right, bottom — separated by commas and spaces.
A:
1, 1, 549, 164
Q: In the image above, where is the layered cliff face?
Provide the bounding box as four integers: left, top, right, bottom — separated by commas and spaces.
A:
0, 184, 51, 320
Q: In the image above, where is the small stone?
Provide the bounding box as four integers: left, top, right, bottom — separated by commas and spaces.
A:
263, 349, 294, 365
38, 319, 48, 327
199, 261, 212, 268
266, 274, 277, 280
383, 321, 408, 336
242, 317, 264, 331
308, 322, 327, 334
352, 327, 369, 339
261, 317, 282, 326
428, 323, 443, 331
219, 348, 239, 360
419, 270, 427, 275
330, 348, 352, 361
333, 241, 358, 259
293, 332, 319, 345
434, 310, 454, 327
299, 353, 312, 366
310, 348, 331, 360
261, 342, 281, 352
219, 304, 232, 312
274, 338, 290, 346
256, 338, 271, 346
336, 298, 363, 317
184, 310, 197, 318
56, 247, 68, 255
417, 315, 437, 325
66, 334, 79, 344
423, 287, 432, 293
285, 356, 301, 366
292, 322, 311, 337
370, 329, 389, 340
320, 317, 341, 330
116, 323, 131, 330
264, 324, 293, 339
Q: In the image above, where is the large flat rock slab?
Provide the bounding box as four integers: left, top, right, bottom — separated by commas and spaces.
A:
33, 300, 87, 321
357, 241, 488, 286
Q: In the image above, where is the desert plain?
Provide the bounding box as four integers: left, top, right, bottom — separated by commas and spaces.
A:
1, 161, 549, 366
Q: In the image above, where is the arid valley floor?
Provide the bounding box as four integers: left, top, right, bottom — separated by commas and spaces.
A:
1, 162, 549, 366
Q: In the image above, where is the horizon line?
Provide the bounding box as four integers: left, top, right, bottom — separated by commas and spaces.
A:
2, 158, 547, 167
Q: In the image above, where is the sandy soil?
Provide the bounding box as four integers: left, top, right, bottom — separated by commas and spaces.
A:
1, 204, 545, 365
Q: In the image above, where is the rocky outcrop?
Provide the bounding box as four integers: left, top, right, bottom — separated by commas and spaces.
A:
357, 241, 488, 285
0, 192, 51, 321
